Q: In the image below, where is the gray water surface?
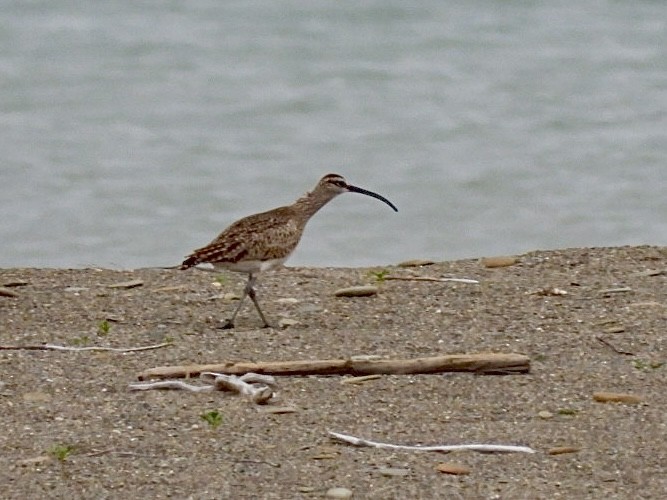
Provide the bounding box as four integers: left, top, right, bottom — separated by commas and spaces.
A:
2, 1, 666, 268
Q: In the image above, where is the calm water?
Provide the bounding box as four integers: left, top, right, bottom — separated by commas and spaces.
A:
2, 1, 666, 268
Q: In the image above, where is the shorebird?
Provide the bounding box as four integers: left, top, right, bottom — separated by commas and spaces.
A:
180, 173, 398, 329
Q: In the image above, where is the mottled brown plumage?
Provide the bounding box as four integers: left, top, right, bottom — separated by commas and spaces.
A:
181, 173, 397, 329
181, 208, 302, 270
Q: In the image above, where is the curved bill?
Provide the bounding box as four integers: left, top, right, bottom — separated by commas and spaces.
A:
347, 185, 398, 212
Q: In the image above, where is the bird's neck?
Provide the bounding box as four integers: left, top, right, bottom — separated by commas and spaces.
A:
293, 190, 338, 222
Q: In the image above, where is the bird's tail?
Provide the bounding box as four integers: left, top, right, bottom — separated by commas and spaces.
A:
179, 255, 199, 270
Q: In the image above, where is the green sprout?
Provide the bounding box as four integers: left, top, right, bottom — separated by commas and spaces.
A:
557, 408, 578, 416
369, 269, 390, 283
70, 335, 90, 346
49, 444, 75, 462
98, 320, 111, 336
632, 359, 664, 372
200, 410, 223, 429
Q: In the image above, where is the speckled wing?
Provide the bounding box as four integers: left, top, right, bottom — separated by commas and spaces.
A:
180, 207, 303, 269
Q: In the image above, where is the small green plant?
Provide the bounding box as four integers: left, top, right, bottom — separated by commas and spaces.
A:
369, 269, 390, 283
632, 359, 664, 372
200, 410, 223, 429
215, 275, 227, 285
97, 320, 111, 336
558, 408, 578, 416
49, 444, 75, 462
70, 335, 90, 346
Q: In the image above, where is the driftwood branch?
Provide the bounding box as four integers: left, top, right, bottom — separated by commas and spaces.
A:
329, 431, 536, 454
129, 372, 277, 404
137, 353, 530, 380
0, 342, 172, 352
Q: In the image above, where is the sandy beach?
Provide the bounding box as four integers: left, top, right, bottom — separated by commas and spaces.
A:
1, 245, 665, 498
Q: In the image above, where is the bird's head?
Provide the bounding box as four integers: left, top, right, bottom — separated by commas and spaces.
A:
317, 173, 398, 212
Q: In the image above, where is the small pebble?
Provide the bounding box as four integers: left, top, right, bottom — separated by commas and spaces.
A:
278, 318, 299, 329
593, 392, 642, 404
326, 487, 353, 499
603, 325, 626, 333
0, 287, 19, 298
108, 279, 144, 289
538, 410, 553, 419
275, 297, 299, 304
260, 405, 298, 414
436, 463, 471, 475
341, 375, 382, 385
481, 256, 518, 268
548, 446, 581, 455
334, 285, 378, 297
599, 287, 632, 295
2, 279, 28, 287
378, 467, 410, 477
397, 259, 435, 267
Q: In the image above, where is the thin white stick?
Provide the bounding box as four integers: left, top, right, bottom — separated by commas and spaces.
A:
128, 380, 213, 392
386, 276, 479, 284
129, 372, 277, 404
45, 342, 173, 352
0, 342, 172, 352
328, 431, 536, 454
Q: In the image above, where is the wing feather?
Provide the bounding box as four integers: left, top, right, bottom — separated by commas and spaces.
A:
180, 207, 303, 268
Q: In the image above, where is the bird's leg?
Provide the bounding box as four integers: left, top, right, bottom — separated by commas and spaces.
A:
220, 274, 271, 329
219, 275, 251, 330
246, 274, 272, 328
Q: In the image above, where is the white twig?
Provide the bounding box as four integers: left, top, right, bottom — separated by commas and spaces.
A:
386, 276, 479, 284
129, 372, 277, 404
201, 372, 276, 403
201, 371, 279, 389
128, 380, 213, 392
328, 431, 535, 454
0, 342, 172, 352
45, 342, 172, 352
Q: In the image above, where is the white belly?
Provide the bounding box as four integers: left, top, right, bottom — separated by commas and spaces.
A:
213, 257, 287, 274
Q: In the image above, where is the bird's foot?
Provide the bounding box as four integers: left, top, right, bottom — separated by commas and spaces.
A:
218, 319, 235, 330
217, 319, 273, 330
